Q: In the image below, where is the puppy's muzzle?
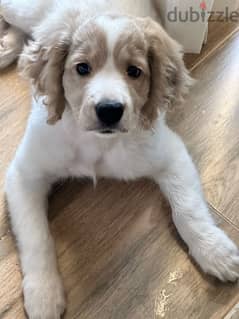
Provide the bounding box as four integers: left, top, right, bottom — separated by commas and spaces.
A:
95, 100, 124, 128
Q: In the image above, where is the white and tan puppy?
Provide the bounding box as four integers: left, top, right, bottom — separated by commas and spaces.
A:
1, 1, 239, 318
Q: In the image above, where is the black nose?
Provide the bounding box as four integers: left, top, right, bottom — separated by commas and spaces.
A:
95, 101, 124, 126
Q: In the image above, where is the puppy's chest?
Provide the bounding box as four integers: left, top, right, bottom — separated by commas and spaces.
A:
67, 139, 144, 180
67, 142, 102, 178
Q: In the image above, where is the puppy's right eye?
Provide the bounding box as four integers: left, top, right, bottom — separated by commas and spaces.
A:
76, 63, 91, 76
127, 65, 142, 79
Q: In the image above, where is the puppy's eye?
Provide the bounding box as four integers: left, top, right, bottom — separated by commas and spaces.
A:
127, 65, 142, 79
76, 63, 91, 76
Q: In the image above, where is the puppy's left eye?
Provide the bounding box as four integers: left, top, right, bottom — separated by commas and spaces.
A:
127, 65, 142, 79
76, 63, 91, 76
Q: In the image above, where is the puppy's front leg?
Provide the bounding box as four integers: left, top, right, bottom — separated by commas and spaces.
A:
151, 126, 239, 281
5, 164, 65, 319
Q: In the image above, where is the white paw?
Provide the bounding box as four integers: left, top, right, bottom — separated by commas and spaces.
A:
23, 272, 66, 319
190, 226, 239, 282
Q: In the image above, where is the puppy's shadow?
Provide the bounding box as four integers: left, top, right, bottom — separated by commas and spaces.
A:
48, 178, 176, 314
48, 177, 171, 270
0, 61, 18, 75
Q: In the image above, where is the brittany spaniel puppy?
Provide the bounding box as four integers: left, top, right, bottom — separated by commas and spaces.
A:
1, 0, 239, 318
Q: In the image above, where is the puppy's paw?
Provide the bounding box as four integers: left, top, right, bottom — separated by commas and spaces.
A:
190, 227, 239, 282
23, 272, 66, 319
0, 26, 23, 69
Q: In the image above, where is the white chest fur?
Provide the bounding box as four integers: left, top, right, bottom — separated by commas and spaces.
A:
66, 132, 156, 182
59, 109, 161, 181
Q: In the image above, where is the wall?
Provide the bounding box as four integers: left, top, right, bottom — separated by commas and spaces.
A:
155, 0, 215, 53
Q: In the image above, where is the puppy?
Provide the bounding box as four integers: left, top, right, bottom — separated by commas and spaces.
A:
1, 1, 239, 318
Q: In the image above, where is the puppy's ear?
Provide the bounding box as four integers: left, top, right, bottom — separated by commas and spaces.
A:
138, 18, 193, 124
19, 40, 69, 124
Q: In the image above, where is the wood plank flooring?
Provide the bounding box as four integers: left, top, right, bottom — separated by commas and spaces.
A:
184, 17, 239, 70
178, 32, 239, 228
0, 20, 239, 319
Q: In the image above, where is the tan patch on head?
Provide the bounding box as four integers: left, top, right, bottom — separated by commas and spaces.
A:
137, 18, 193, 126
113, 26, 151, 128
113, 17, 193, 129
70, 23, 107, 73
19, 21, 108, 126
62, 22, 109, 127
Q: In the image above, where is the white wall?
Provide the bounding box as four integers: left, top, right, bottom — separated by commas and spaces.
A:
156, 0, 215, 53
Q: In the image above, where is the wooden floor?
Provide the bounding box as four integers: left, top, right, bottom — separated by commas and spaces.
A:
0, 19, 239, 319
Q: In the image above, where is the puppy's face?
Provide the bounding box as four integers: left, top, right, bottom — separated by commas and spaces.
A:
63, 16, 151, 134
20, 14, 192, 135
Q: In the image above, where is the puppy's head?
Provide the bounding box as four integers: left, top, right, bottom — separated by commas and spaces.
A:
20, 14, 192, 134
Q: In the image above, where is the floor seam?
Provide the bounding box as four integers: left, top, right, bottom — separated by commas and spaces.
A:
208, 202, 239, 232
224, 301, 239, 319
189, 26, 239, 72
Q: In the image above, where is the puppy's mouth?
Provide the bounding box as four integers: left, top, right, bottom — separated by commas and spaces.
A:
100, 129, 115, 134
87, 126, 128, 135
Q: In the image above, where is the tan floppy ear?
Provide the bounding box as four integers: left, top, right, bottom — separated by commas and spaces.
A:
19, 40, 68, 124
138, 18, 193, 123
